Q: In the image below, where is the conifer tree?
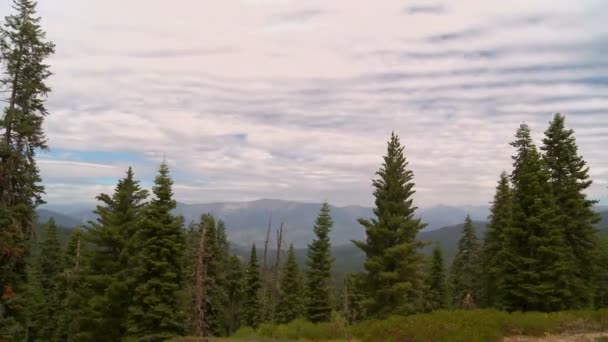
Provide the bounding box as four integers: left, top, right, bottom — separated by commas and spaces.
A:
126, 162, 186, 341
0, 0, 54, 336
200, 214, 229, 336
225, 255, 245, 335
35, 219, 64, 340
542, 113, 600, 308
85, 167, 148, 341
449, 216, 481, 308
354, 132, 427, 317
306, 202, 334, 323
426, 245, 448, 311
499, 124, 574, 312
277, 244, 304, 324
594, 236, 608, 308
56, 227, 91, 341
243, 244, 262, 328
481, 172, 513, 308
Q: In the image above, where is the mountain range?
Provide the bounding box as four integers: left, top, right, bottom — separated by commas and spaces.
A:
39, 199, 494, 247
35, 199, 608, 279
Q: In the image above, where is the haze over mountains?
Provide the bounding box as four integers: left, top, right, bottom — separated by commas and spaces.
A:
39, 199, 607, 248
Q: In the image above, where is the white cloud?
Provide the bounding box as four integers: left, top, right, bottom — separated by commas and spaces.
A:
9, 0, 606, 207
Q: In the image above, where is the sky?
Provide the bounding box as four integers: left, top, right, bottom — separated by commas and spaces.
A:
2, 0, 608, 207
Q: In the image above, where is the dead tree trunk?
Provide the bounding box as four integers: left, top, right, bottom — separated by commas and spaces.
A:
193, 224, 208, 337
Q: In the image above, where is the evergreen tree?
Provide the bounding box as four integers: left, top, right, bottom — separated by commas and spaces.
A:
35, 219, 64, 340
277, 244, 304, 324
594, 236, 608, 308
306, 202, 334, 323
126, 162, 186, 341
0, 0, 54, 337
541, 113, 600, 308
353, 132, 427, 317
56, 227, 92, 341
225, 255, 245, 335
200, 214, 229, 336
481, 172, 513, 308
243, 244, 261, 328
426, 245, 448, 311
499, 124, 574, 312
85, 167, 148, 341
341, 273, 366, 324
449, 216, 481, 308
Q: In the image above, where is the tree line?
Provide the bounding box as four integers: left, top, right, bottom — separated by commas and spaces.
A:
1, 0, 607, 341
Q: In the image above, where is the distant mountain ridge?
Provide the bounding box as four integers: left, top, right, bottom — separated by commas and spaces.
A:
37, 199, 608, 248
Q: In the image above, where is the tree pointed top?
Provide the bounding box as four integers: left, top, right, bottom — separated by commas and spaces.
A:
152, 161, 176, 209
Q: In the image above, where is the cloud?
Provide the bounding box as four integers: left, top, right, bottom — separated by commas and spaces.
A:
24, 0, 608, 208
403, 3, 447, 15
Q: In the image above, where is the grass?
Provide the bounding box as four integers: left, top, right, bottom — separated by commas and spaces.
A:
171, 309, 608, 342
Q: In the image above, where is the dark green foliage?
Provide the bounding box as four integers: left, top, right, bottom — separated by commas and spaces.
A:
126, 162, 186, 341
481, 172, 513, 308
55, 227, 92, 341
306, 202, 335, 323
341, 273, 366, 324
449, 215, 481, 308
243, 244, 262, 328
595, 236, 608, 308
225, 255, 245, 335
277, 244, 304, 324
0, 0, 54, 337
200, 214, 229, 336
34, 219, 64, 340
426, 245, 448, 311
542, 113, 601, 308
354, 132, 427, 317
85, 167, 148, 341
499, 124, 574, 312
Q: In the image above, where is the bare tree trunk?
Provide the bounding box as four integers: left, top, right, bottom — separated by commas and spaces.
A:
193, 225, 208, 337
261, 217, 271, 321
270, 223, 284, 323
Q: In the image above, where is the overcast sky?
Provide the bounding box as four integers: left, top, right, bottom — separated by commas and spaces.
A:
3, 0, 607, 207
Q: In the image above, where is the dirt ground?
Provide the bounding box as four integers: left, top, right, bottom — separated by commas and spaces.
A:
504, 332, 608, 342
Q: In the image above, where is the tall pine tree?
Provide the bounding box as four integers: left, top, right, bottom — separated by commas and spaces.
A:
499, 124, 574, 312
425, 245, 448, 311
35, 219, 64, 340
126, 162, 186, 341
449, 216, 481, 308
277, 244, 304, 324
354, 132, 427, 317
85, 167, 148, 341
541, 113, 600, 308
243, 244, 261, 328
306, 202, 334, 323
225, 255, 245, 335
481, 172, 513, 308
0, 0, 54, 337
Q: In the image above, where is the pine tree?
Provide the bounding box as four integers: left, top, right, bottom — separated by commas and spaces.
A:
200, 214, 229, 336
449, 216, 481, 308
277, 244, 304, 324
353, 132, 427, 317
35, 219, 64, 340
0, 0, 54, 337
225, 255, 245, 335
541, 113, 600, 308
306, 202, 334, 323
243, 244, 261, 328
499, 124, 574, 312
56, 227, 91, 341
341, 273, 366, 324
594, 236, 608, 308
426, 245, 448, 311
126, 162, 186, 341
85, 167, 148, 341
481, 172, 513, 308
